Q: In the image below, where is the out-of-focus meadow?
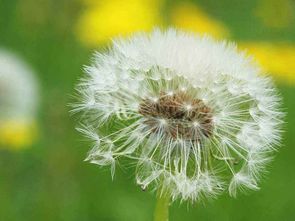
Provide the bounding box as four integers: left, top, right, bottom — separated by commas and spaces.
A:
0, 0, 295, 220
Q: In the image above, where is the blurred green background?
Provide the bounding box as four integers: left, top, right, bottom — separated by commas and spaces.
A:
0, 0, 295, 220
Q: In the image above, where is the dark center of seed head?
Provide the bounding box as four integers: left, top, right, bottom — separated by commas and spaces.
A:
138, 91, 214, 141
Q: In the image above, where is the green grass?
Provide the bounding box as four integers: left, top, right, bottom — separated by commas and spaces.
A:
0, 0, 294, 220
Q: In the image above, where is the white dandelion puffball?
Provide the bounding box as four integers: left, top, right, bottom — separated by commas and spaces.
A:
74, 29, 283, 202
0, 49, 38, 122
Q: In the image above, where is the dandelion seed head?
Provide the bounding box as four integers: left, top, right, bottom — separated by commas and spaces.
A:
73, 29, 283, 202
0, 50, 38, 120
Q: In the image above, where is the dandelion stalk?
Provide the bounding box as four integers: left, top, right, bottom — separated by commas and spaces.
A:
154, 193, 170, 221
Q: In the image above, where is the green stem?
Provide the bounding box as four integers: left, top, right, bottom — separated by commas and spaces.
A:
154, 192, 170, 221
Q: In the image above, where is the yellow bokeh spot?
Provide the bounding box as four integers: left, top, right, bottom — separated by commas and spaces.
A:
0, 120, 37, 150
240, 42, 295, 84
171, 3, 229, 39
76, 0, 163, 46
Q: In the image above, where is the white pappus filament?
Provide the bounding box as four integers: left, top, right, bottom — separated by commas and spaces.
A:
72, 29, 283, 202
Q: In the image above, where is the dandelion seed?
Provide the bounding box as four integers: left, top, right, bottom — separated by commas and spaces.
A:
73, 29, 283, 202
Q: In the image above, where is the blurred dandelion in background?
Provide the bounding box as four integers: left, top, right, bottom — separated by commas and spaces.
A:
240, 42, 295, 84
76, 0, 163, 46
73, 29, 283, 210
170, 2, 230, 39
0, 50, 39, 150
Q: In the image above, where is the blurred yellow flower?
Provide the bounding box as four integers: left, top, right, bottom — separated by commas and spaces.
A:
170, 3, 229, 38
76, 0, 163, 46
241, 42, 295, 83
0, 120, 37, 150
